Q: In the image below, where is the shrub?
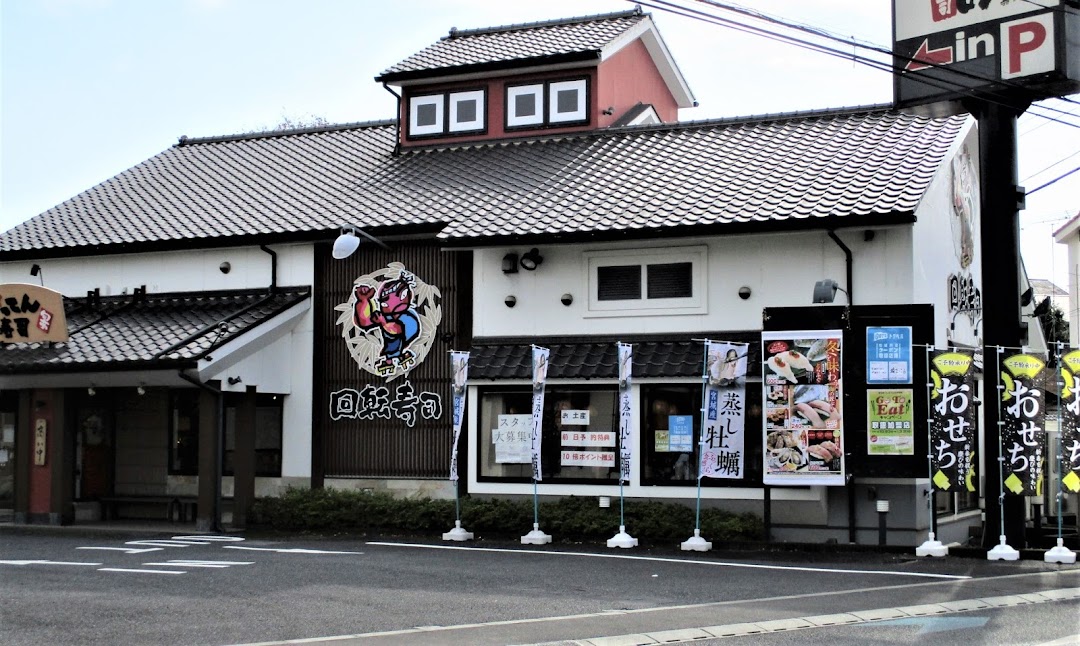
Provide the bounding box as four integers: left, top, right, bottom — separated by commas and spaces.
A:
250, 488, 763, 546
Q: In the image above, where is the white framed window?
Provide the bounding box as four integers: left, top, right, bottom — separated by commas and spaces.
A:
449, 89, 485, 133
506, 83, 544, 128
408, 94, 444, 137
586, 246, 707, 316
548, 78, 587, 124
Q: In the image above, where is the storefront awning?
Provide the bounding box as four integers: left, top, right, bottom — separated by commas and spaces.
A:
469, 333, 762, 381
0, 287, 310, 388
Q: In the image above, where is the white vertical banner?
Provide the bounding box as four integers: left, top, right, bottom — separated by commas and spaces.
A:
617, 342, 633, 483
700, 341, 748, 479
449, 351, 469, 481
531, 346, 550, 481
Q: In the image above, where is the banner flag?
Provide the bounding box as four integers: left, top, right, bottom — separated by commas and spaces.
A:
762, 331, 844, 486
531, 346, 550, 482
700, 341, 748, 479
1060, 350, 1080, 493
617, 342, 633, 483
999, 353, 1046, 496
449, 351, 469, 481
929, 350, 977, 492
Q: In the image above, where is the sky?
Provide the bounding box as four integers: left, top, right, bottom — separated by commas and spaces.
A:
2, 0, 1077, 286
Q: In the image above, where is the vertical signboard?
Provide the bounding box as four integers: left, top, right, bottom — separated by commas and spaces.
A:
617, 342, 633, 483
1059, 350, 1080, 493
700, 341, 748, 479
762, 332, 844, 486
929, 350, 977, 492
530, 346, 550, 482
999, 353, 1046, 496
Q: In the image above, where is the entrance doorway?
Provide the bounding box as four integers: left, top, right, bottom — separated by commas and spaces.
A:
76, 408, 111, 501
0, 410, 14, 511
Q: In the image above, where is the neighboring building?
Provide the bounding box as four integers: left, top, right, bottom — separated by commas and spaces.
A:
1, 9, 986, 544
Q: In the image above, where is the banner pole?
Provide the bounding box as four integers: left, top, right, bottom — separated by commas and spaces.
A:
681, 339, 712, 551
1046, 342, 1077, 563
442, 350, 474, 541
989, 345, 1020, 560
917, 345, 946, 556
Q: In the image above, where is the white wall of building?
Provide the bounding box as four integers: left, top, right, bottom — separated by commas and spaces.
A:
473, 229, 916, 338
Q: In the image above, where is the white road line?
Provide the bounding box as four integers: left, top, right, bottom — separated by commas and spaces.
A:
77, 547, 163, 554
97, 568, 186, 575
0, 560, 101, 566
143, 560, 254, 568
172, 535, 247, 542
124, 540, 196, 548
223, 546, 363, 555
364, 542, 971, 580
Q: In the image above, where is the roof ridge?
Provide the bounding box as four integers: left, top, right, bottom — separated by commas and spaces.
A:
177, 119, 396, 147
444, 6, 643, 40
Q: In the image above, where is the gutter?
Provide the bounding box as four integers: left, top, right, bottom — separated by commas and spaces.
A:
382, 84, 403, 156
828, 230, 854, 305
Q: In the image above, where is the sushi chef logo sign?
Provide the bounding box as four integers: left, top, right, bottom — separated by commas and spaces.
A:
335, 262, 442, 381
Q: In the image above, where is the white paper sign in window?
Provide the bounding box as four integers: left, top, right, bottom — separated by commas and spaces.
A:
409, 94, 444, 137
449, 89, 485, 133
506, 84, 544, 128
548, 79, 587, 124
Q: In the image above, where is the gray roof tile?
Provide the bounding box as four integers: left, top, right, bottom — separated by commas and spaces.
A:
377, 9, 647, 81
0, 287, 310, 373
0, 107, 965, 255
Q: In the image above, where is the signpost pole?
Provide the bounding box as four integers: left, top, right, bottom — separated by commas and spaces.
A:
681, 340, 712, 551
917, 345, 948, 557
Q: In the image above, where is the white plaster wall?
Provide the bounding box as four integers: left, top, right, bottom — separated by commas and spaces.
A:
910, 119, 981, 349
474, 229, 914, 338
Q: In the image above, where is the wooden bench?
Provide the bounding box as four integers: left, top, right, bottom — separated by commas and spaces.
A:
99, 496, 197, 522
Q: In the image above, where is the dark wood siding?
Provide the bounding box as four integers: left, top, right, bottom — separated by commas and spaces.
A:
314, 240, 471, 478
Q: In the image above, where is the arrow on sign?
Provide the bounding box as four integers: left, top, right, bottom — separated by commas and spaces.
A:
0, 560, 100, 566
906, 39, 954, 72
869, 616, 988, 634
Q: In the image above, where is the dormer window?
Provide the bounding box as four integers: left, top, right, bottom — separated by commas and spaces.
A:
407, 89, 487, 139
506, 77, 589, 130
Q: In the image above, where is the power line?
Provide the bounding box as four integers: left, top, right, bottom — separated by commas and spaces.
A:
1028, 165, 1080, 195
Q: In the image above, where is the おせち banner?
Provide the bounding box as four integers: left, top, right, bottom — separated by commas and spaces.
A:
999, 353, 1046, 496
929, 350, 977, 492
700, 341, 748, 479
617, 342, 633, 483
1057, 350, 1080, 493
448, 351, 468, 481
530, 346, 550, 482
762, 331, 844, 486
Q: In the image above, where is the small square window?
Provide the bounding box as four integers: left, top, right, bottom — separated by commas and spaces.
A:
598, 265, 642, 301
506, 84, 544, 128
647, 262, 693, 299
449, 89, 485, 133
548, 79, 587, 123
408, 94, 444, 137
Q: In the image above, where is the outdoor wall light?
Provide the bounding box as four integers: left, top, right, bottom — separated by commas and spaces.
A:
30, 264, 44, 286
219, 261, 231, 274
520, 248, 544, 271
812, 279, 848, 304
87, 387, 96, 397
332, 223, 390, 260
501, 253, 519, 274
505, 295, 517, 308
738, 286, 751, 300
561, 293, 573, 306
137, 385, 146, 396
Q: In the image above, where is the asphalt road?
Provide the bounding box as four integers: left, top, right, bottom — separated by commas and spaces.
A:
1, 527, 1078, 646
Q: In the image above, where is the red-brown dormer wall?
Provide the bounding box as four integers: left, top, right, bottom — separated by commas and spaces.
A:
596, 38, 679, 125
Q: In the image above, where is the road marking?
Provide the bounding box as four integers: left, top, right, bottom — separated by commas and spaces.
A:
0, 560, 100, 566
97, 568, 186, 575
868, 616, 990, 634
222, 582, 1080, 646
77, 547, 163, 554
125, 540, 197, 548
365, 542, 970, 580
223, 546, 363, 555
143, 560, 254, 568
172, 535, 246, 542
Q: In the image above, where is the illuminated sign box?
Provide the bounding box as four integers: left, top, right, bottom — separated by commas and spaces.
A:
893, 1, 1080, 110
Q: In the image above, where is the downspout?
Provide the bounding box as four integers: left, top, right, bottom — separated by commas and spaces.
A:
827, 229, 858, 543
178, 371, 223, 533
260, 245, 277, 294
382, 83, 403, 156
828, 230, 853, 305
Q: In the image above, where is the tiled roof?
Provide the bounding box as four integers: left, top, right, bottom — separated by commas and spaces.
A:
1030, 278, 1067, 296
0, 287, 310, 373
376, 9, 647, 81
0, 107, 966, 255
469, 333, 762, 381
